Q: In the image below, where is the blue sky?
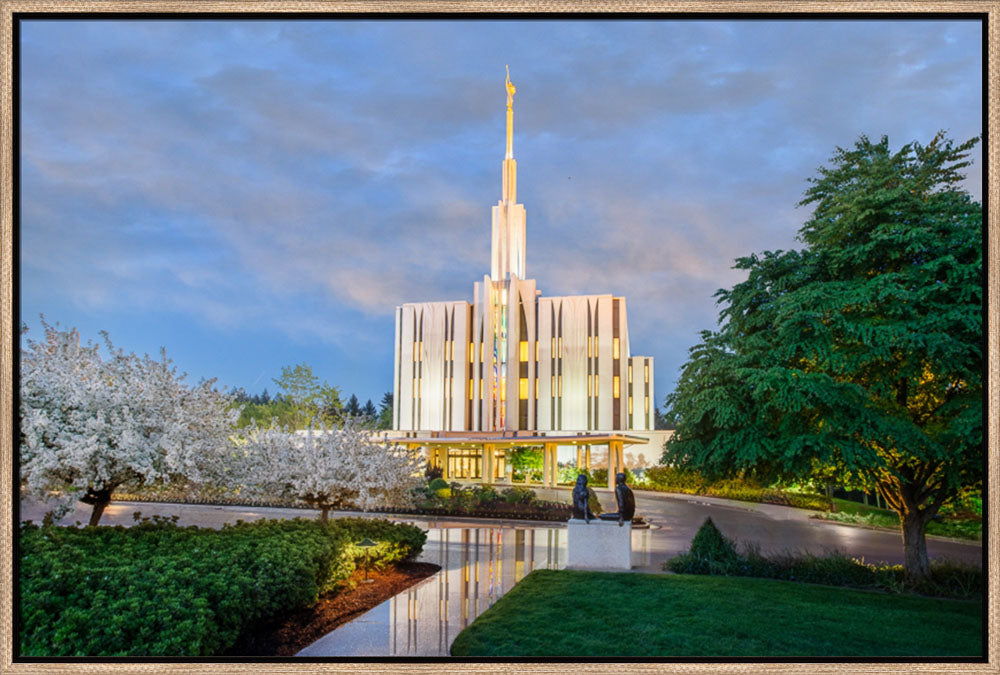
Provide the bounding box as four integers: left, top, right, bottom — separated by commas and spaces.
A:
19, 18, 983, 410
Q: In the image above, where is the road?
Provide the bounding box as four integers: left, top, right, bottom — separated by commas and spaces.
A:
18, 487, 982, 571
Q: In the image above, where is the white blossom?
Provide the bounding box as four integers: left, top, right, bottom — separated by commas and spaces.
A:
19, 319, 240, 520
236, 416, 422, 516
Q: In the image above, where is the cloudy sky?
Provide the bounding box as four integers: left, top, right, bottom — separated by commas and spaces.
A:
19, 18, 983, 410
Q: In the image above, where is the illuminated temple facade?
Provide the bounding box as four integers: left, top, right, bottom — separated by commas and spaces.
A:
391, 71, 661, 482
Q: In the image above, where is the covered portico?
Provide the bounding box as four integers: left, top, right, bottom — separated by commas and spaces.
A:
396, 432, 650, 488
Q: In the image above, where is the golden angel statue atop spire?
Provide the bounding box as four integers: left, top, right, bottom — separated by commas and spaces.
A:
505, 64, 516, 109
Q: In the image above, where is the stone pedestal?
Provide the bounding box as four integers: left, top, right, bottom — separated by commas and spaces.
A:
566, 518, 631, 570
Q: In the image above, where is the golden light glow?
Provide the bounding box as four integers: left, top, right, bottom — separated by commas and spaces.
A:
519, 341, 529, 362
534, 341, 538, 361
613, 337, 620, 359
594, 336, 599, 355
628, 364, 633, 383
628, 396, 633, 415
469, 380, 474, 399
558, 375, 563, 396
613, 375, 620, 398
644, 363, 649, 383
469, 342, 474, 362
519, 378, 528, 399
645, 397, 650, 413
479, 379, 484, 398
594, 375, 599, 397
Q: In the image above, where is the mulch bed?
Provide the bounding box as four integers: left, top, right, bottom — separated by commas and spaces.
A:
225, 561, 441, 656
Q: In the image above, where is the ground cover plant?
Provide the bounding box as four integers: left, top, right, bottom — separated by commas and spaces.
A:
449, 569, 982, 657
666, 518, 982, 599
817, 498, 982, 541
19, 516, 426, 656
641, 466, 832, 511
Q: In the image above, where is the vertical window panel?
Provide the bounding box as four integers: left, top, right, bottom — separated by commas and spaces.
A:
613, 337, 620, 359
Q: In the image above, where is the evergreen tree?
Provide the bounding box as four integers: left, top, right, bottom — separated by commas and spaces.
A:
344, 394, 362, 418
361, 399, 378, 418
377, 391, 394, 430
663, 133, 982, 582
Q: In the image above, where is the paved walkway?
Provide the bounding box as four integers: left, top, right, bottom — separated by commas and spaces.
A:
20, 488, 981, 569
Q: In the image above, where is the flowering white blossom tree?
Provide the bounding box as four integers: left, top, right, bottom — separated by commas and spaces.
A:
19, 319, 240, 525
239, 416, 422, 521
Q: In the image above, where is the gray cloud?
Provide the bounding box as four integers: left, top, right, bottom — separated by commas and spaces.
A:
19, 18, 983, 401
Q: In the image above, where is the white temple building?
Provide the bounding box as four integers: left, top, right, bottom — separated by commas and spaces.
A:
391, 70, 669, 485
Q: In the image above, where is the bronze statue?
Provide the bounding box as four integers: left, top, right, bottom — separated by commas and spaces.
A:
571, 474, 596, 523
599, 472, 636, 526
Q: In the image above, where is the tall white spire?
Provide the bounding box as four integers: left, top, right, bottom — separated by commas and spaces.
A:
491, 66, 526, 281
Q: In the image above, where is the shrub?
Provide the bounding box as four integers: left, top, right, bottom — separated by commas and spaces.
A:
434, 488, 452, 499
501, 487, 536, 505
424, 463, 444, 481
644, 465, 706, 491
665, 520, 981, 600
643, 466, 832, 512
472, 485, 500, 505
19, 516, 426, 656
668, 517, 741, 575
427, 477, 449, 492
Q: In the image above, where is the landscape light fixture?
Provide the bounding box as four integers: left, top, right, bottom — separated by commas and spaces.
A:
359, 537, 377, 584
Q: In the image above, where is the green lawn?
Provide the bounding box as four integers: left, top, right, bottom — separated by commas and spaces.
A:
449, 570, 982, 657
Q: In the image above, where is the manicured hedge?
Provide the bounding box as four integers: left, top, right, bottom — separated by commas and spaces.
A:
19, 516, 426, 656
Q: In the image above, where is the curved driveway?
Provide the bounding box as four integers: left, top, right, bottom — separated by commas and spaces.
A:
591, 487, 981, 571
19, 487, 982, 572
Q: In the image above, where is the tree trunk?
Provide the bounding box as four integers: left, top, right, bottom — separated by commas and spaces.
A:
88, 501, 109, 527
901, 509, 931, 583
80, 487, 114, 526
320, 506, 330, 523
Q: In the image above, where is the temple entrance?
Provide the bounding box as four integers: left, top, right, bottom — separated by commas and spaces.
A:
447, 449, 482, 479
403, 432, 646, 487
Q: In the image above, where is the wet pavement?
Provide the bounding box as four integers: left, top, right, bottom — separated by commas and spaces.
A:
20, 487, 982, 569
19, 491, 982, 657
297, 524, 656, 656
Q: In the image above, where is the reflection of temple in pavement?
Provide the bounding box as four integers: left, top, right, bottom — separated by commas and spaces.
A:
298, 524, 651, 656
390, 526, 565, 656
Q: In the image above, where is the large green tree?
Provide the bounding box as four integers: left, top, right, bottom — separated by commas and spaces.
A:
272, 363, 343, 429
662, 133, 982, 582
